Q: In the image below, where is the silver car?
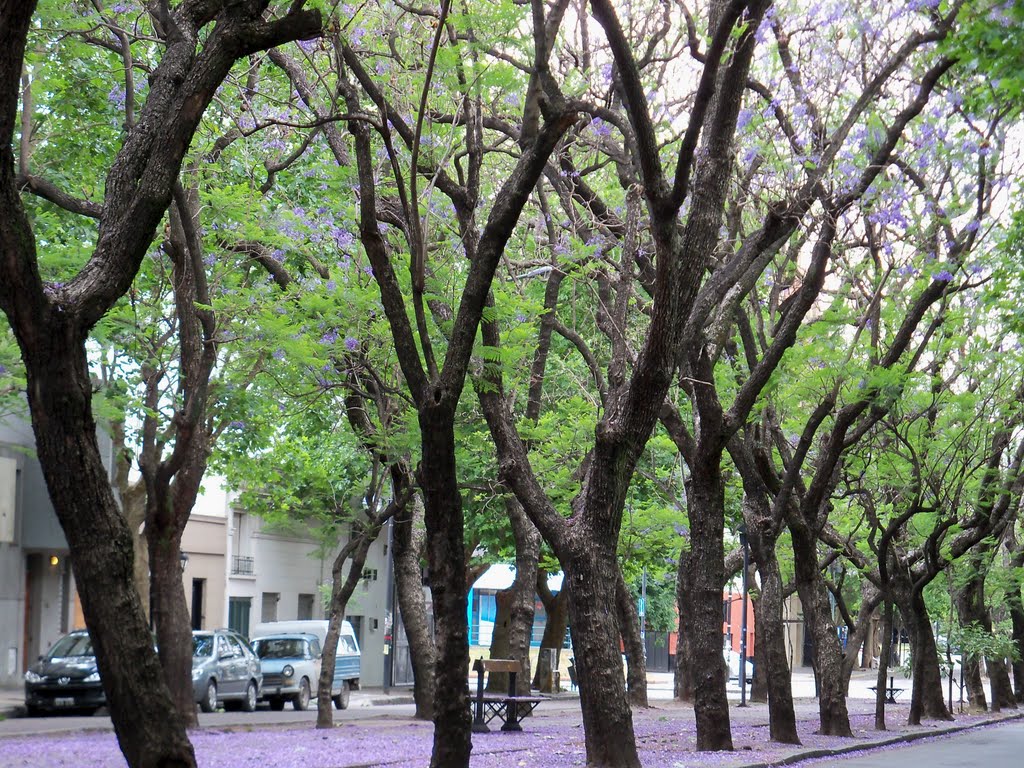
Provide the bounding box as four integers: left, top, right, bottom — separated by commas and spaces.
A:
191, 629, 262, 713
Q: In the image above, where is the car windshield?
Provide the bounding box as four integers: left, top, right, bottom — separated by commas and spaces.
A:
192, 635, 214, 658
47, 634, 93, 659
253, 638, 306, 659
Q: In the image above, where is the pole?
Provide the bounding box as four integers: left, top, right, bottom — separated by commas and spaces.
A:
382, 516, 395, 694
640, 567, 647, 660
739, 524, 749, 707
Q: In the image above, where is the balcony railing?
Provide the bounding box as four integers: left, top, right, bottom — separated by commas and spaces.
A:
231, 555, 254, 576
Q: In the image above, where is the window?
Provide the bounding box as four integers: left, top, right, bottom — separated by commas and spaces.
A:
228, 597, 251, 638
261, 592, 279, 622
297, 593, 314, 621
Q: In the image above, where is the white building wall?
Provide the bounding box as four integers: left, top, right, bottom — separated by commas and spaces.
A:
225, 504, 390, 687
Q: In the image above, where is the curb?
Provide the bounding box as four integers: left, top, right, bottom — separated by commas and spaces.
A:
738, 711, 1024, 767
366, 696, 416, 707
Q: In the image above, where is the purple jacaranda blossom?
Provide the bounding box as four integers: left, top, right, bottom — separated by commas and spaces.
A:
0, 364, 7, 376
320, 330, 339, 345
297, 38, 317, 52
107, 84, 126, 109
326, 280, 337, 292
332, 227, 354, 249
272, 349, 286, 361
344, 336, 358, 352
933, 270, 954, 282
228, 420, 245, 429
590, 117, 612, 137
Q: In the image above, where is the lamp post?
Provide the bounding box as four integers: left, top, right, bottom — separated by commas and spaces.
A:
738, 524, 749, 708
179, 552, 189, 572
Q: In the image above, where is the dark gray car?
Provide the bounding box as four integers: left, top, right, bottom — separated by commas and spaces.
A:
23, 630, 106, 716
191, 629, 262, 713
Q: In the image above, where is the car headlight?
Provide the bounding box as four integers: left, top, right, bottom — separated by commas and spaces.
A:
24, 670, 42, 684
84, 672, 101, 683
282, 665, 294, 678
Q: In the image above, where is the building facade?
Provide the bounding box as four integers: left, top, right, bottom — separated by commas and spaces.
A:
0, 416, 81, 687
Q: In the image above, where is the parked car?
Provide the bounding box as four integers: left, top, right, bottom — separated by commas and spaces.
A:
191, 629, 262, 713
725, 648, 754, 685
251, 620, 360, 709
251, 633, 323, 710
23, 630, 106, 716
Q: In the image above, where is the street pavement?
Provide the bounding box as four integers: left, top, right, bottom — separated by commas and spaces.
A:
793, 719, 1024, 768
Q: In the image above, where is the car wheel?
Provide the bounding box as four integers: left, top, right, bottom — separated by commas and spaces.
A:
199, 680, 217, 713
293, 678, 311, 711
333, 680, 350, 710
268, 697, 285, 711
241, 680, 257, 713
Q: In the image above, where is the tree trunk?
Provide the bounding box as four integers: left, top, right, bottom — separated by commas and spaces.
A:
875, 600, 894, 730
748, 532, 799, 744
680, 460, 733, 750
750, 588, 768, 704
317, 533, 373, 727
23, 344, 195, 768
393, 493, 435, 719
673, 565, 695, 702
841, 586, 883, 695
988, 656, 1017, 711
616, 567, 649, 708
1009, 581, 1024, 703
562, 540, 641, 768
147, 511, 198, 728
532, 579, 568, 692
899, 584, 953, 723
789, 520, 852, 737
418, 410, 472, 768
487, 590, 516, 692
509, 499, 540, 695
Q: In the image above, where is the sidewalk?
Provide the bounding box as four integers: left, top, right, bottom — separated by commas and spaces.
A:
3, 671, 1019, 768
0, 690, 1020, 768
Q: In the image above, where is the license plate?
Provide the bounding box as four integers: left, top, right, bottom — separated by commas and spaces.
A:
54, 697, 75, 707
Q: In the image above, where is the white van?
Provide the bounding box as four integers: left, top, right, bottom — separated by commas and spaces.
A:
251, 620, 361, 708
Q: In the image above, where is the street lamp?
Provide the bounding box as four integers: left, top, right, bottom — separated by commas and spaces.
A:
179, 552, 189, 572
738, 524, 750, 708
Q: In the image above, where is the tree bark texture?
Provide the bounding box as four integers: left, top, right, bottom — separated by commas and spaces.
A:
418, 410, 472, 768
503, 498, 541, 696
789, 521, 852, 737
615, 567, 649, 708
532, 577, 568, 692
673, 563, 695, 702
679, 459, 733, 750
750, 589, 768, 704
1009, 579, 1024, 704
874, 600, 894, 730
317, 535, 372, 727
563, 541, 641, 768
896, 583, 953, 723
147, 508, 198, 727
747, 530, 799, 743
393, 494, 436, 719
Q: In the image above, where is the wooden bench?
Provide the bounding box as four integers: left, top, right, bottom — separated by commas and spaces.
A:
471, 658, 544, 733
869, 675, 905, 704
